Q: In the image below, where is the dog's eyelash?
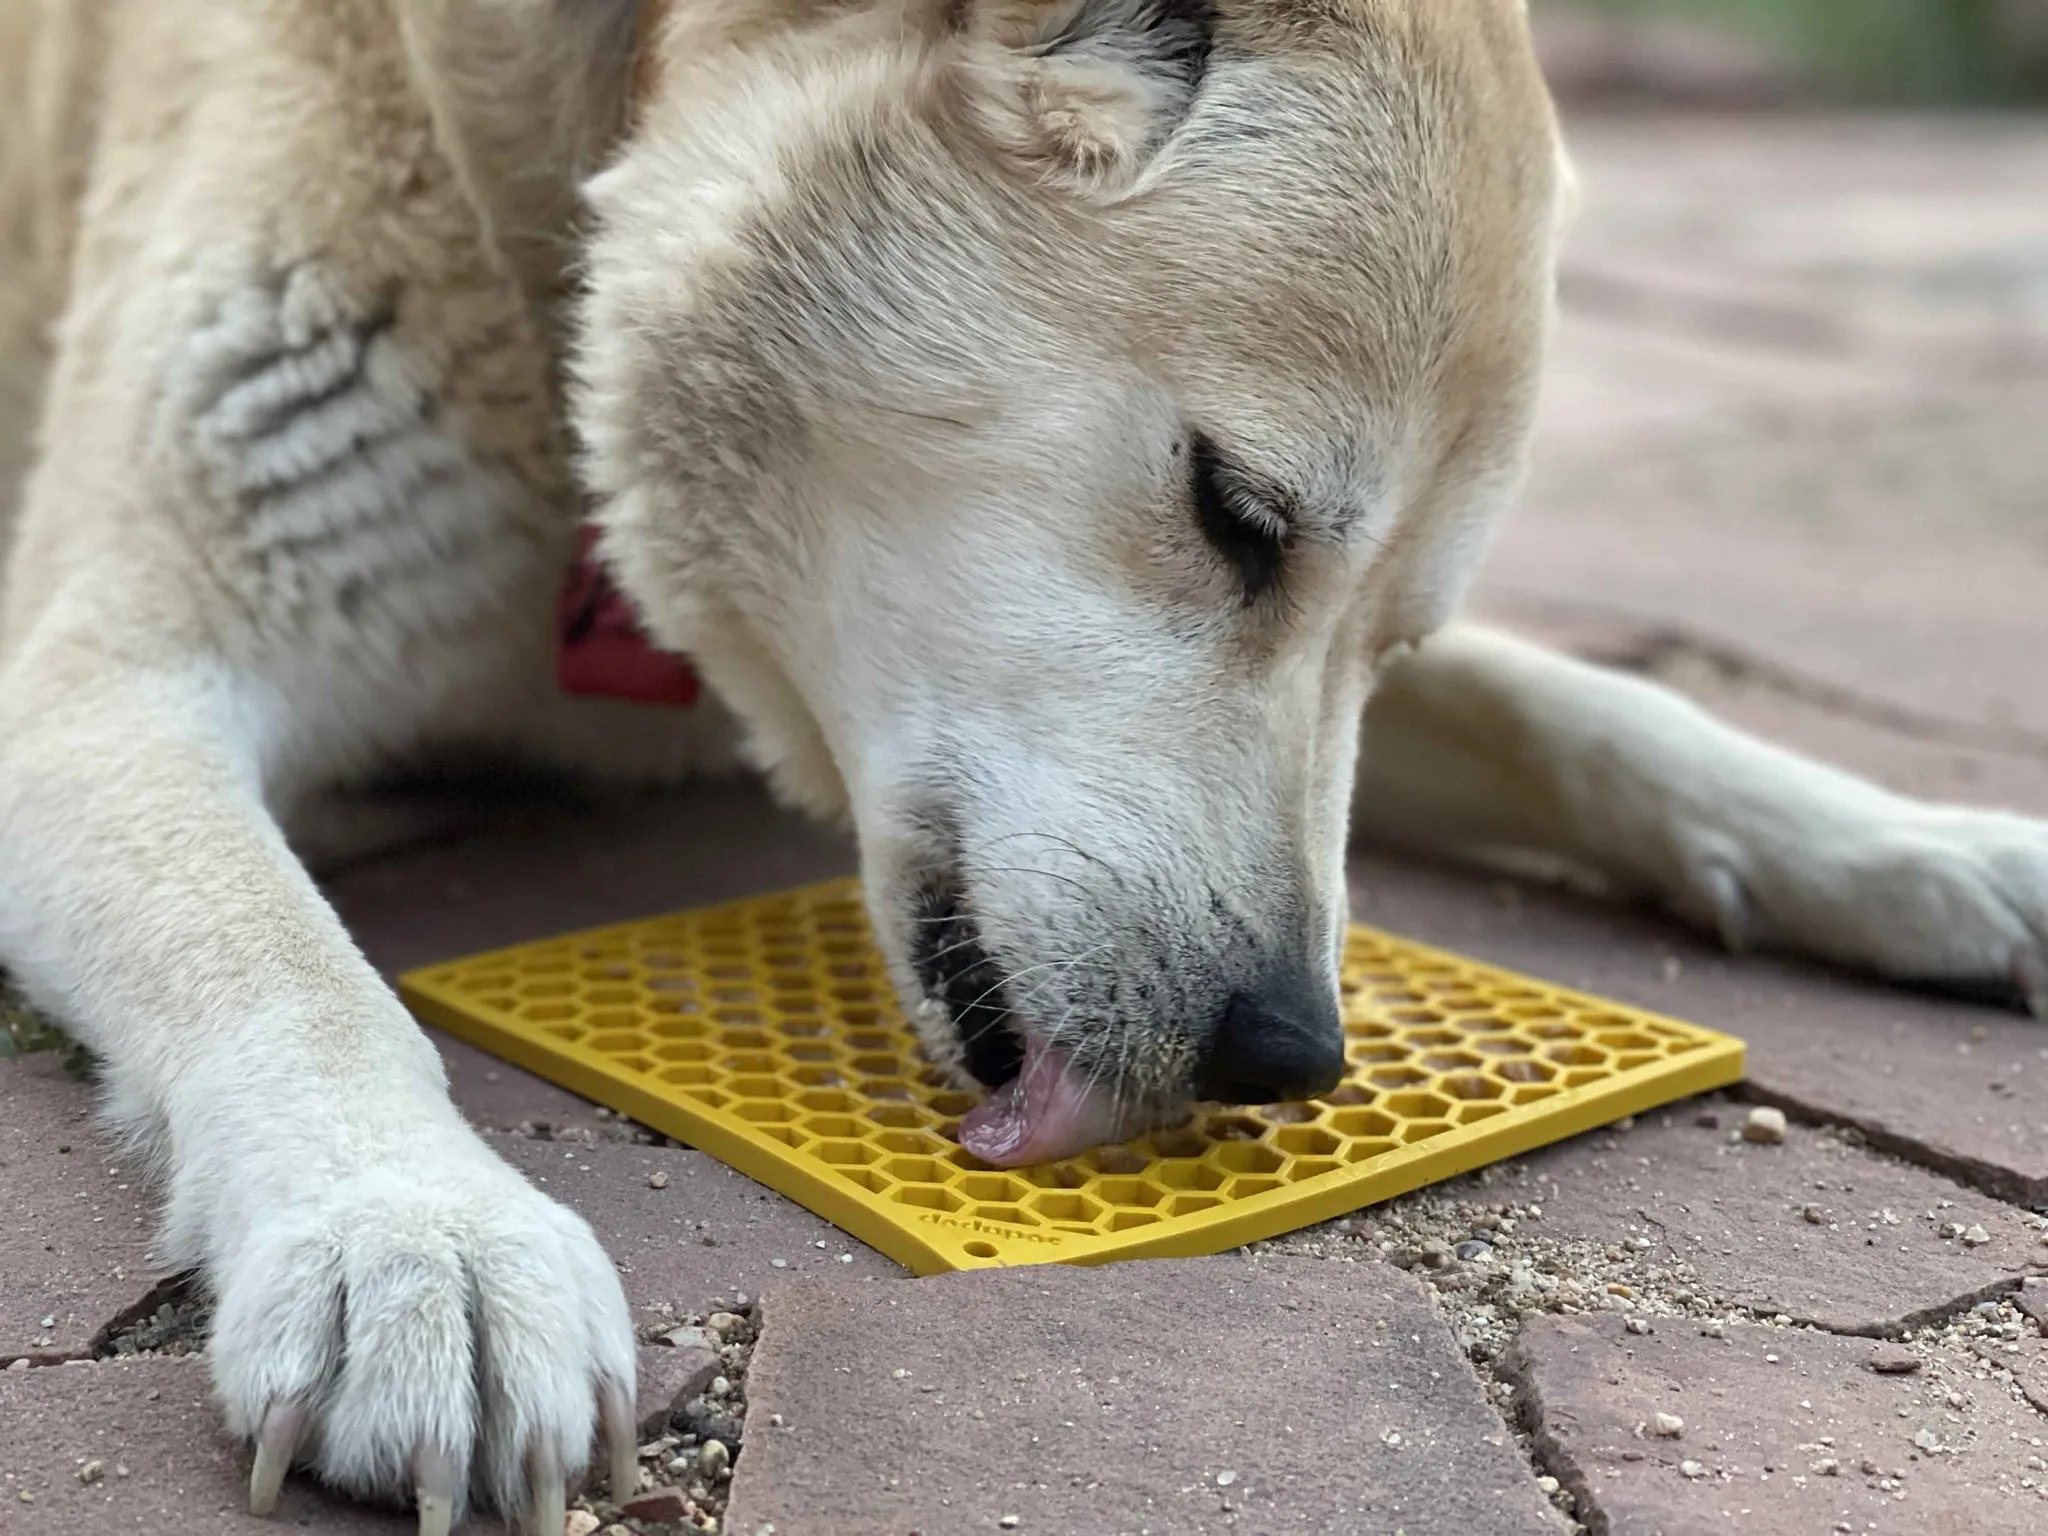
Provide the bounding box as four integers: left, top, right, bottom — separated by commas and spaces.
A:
1190, 433, 1286, 604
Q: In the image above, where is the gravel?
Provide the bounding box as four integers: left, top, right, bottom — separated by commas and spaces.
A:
591, 1296, 762, 1532
1741, 1106, 1788, 1145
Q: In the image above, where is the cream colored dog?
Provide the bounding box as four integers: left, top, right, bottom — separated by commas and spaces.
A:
2, 0, 2044, 1529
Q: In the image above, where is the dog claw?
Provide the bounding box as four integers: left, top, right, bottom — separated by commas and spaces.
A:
248, 1401, 306, 1517
414, 1444, 456, 1536
527, 1442, 565, 1536
600, 1380, 638, 1503
2016, 950, 2048, 1021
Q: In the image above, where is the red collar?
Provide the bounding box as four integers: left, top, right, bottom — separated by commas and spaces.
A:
556, 526, 701, 708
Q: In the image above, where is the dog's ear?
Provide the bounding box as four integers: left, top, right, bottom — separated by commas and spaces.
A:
961, 0, 1216, 198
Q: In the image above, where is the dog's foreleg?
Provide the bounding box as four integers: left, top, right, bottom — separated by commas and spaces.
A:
0, 638, 638, 1527
1353, 624, 2048, 1014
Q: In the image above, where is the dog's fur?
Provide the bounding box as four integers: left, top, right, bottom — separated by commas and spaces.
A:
2, 0, 2044, 1525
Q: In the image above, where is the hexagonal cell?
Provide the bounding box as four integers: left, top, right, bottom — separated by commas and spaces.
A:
1259, 1102, 1317, 1125
1545, 1043, 1608, 1067
1368, 1065, 1429, 1089
1200, 1112, 1267, 1141
1388, 1008, 1444, 1026
1289, 1158, 1340, 1179
1561, 1068, 1606, 1088
969, 1203, 1040, 1227
719, 1026, 773, 1050
541, 1022, 583, 1043
658, 1063, 716, 1087
1348, 1043, 1407, 1066
584, 1007, 641, 1030
1163, 1193, 1225, 1217
519, 981, 577, 1001
722, 1051, 780, 1075
868, 1104, 931, 1130
1227, 1175, 1284, 1197
1320, 1084, 1375, 1108
681, 1086, 729, 1110
1473, 1038, 1526, 1056
1595, 1029, 1658, 1052
883, 1155, 952, 1185
1507, 1083, 1558, 1105
877, 1129, 942, 1156
1207, 1142, 1285, 1175
1420, 1050, 1483, 1072
1496, 1058, 1555, 1084
586, 1029, 645, 1055
1455, 1102, 1506, 1125
1340, 1138, 1398, 1165
646, 974, 700, 997
836, 1167, 893, 1195
1150, 1161, 1227, 1192
1383, 1090, 1452, 1120
1144, 1128, 1208, 1159
891, 1185, 966, 1214
1441, 1072, 1503, 1102
519, 1002, 578, 1025
1523, 1020, 1580, 1040
1272, 1125, 1341, 1158
1328, 1106, 1397, 1138
814, 1140, 880, 1166
1026, 1191, 1105, 1223
754, 1124, 808, 1148
864, 1078, 915, 1101
653, 1039, 714, 1063
1091, 1176, 1169, 1208
958, 1173, 1030, 1203
1086, 1146, 1150, 1176
1403, 1028, 1461, 1048
726, 1075, 783, 1099
1106, 1210, 1161, 1232
1399, 1120, 1453, 1145
850, 1053, 902, 1077
734, 1100, 800, 1125
928, 1091, 976, 1118
777, 1018, 829, 1039
803, 1115, 866, 1139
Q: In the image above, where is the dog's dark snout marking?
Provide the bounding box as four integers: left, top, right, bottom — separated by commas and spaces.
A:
1196, 975, 1345, 1106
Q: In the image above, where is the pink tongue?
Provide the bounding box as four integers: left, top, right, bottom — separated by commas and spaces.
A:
958, 1038, 1136, 1168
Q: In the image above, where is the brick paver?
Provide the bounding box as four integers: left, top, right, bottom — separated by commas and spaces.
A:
1505, 1313, 2048, 1534
1509, 1114, 2047, 1336
728, 1256, 1563, 1536
1, 1056, 167, 1365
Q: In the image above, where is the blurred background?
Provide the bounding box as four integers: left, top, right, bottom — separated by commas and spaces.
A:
1534, 0, 2048, 105
1445, 0, 2048, 833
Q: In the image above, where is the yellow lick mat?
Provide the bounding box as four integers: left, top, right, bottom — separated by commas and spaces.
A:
401, 878, 1744, 1275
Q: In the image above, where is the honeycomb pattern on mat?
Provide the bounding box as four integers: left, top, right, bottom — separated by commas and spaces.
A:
402, 879, 1742, 1271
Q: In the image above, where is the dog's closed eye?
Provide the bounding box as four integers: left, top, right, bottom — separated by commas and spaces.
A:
1190, 432, 1287, 603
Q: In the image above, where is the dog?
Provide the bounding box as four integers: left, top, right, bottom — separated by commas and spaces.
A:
2, 0, 2043, 1529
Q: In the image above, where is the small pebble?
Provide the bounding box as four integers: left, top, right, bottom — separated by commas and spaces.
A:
1535, 1475, 1560, 1495
1679, 1460, 1706, 1480
1868, 1346, 1921, 1376
1624, 1317, 1652, 1336
1454, 1240, 1492, 1263
38, 1315, 54, 1330
1216, 1471, 1237, 1487
1913, 1428, 1941, 1453
1650, 1413, 1684, 1439
998, 1517, 1020, 1530
567, 1512, 603, 1536
649, 1170, 670, 1189
1803, 1205, 1827, 1225
1961, 1224, 1991, 1247
698, 1439, 730, 1478
1742, 1106, 1787, 1145
1811, 1457, 1839, 1477
76, 1460, 104, 1485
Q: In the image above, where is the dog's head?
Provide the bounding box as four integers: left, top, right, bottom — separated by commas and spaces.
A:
568, 0, 1565, 1163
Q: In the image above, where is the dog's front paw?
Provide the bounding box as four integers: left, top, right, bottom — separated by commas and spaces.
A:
206, 1130, 638, 1534
1699, 803, 2048, 1017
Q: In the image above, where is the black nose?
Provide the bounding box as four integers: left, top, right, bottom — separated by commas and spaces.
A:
1196, 982, 1346, 1104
